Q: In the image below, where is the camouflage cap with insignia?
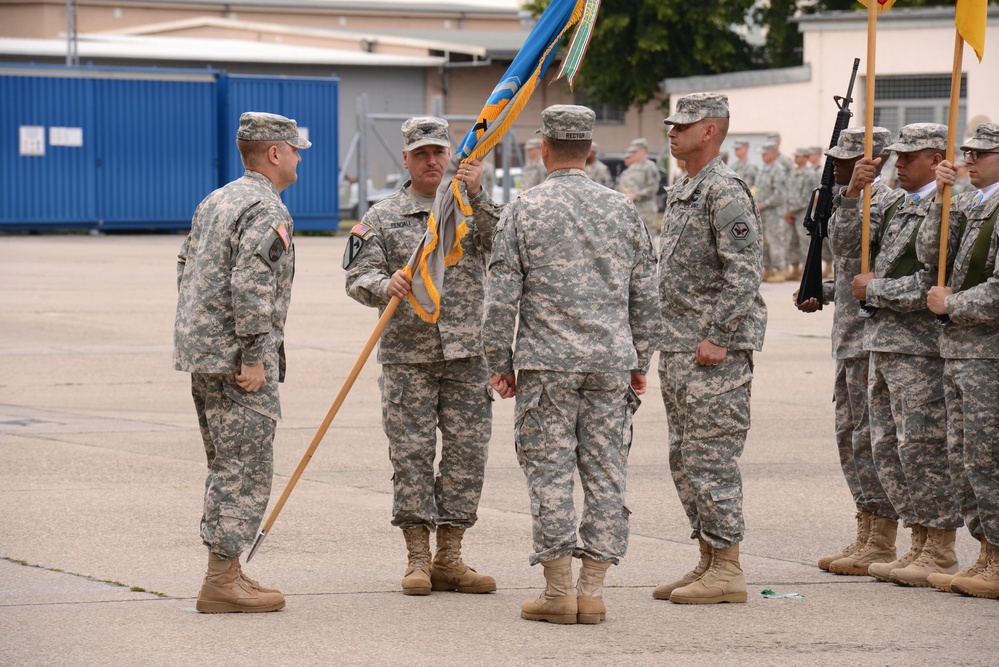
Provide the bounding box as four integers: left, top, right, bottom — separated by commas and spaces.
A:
237, 112, 312, 149
537, 104, 594, 141
525, 137, 542, 150
825, 127, 891, 159
886, 123, 948, 153
960, 123, 999, 152
401, 116, 451, 152
664, 92, 729, 125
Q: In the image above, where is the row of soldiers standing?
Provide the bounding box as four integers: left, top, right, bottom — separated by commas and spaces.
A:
734, 135, 829, 283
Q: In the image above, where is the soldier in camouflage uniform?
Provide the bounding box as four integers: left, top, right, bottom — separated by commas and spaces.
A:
832, 123, 963, 586
175, 112, 310, 613
617, 138, 663, 236
521, 137, 547, 192
731, 139, 758, 188
584, 141, 614, 188
756, 141, 789, 282
918, 123, 999, 599
768, 132, 795, 172
343, 116, 501, 597
801, 127, 899, 573
483, 105, 662, 625
653, 93, 767, 605
480, 159, 496, 196
785, 148, 817, 280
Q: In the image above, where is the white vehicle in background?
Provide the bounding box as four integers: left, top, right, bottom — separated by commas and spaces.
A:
491, 167, 522, 204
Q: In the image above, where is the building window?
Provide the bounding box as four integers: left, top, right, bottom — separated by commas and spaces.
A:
574, 91, 625, 125
870, 74, 967, 147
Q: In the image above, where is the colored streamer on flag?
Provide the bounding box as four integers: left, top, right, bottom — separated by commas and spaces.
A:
403, 0, 602, 322
857, 0, 897, 13
956, 0, 987, 62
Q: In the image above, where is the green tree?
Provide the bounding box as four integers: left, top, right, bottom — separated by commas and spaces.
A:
525, 0, 759, 109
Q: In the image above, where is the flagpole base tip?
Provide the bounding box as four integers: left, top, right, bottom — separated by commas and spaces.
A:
246, 530, 267, 563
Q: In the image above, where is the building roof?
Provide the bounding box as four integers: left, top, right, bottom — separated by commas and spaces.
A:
664, 65, 812, 95
0, 34, 444, 67
109, 0, 524, 14
798, 6, 999, 32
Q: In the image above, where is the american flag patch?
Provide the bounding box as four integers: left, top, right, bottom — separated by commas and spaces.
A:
351, 223, 370, 237
275, 223, 291, 249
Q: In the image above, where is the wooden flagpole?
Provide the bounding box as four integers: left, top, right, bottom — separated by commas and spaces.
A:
939, 30, 964, 286
247, 295, 402, 561
861, 0, 878, 274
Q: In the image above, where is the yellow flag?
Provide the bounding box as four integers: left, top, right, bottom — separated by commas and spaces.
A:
956, 0, 987, 62
857, 0, 897, 13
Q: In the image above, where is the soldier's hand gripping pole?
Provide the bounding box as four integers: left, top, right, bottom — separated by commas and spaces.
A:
796, 57, 860, 307
247, 295, 403, 562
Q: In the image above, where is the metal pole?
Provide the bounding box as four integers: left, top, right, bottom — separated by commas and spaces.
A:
66, 0, 79, 66
357, 94, 370, 219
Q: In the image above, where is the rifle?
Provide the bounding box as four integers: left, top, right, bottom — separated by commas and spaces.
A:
796, 58, 860, 307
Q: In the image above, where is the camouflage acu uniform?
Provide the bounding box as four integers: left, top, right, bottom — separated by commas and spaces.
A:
480, 160, 496, 195
483, 158, 662, 565
344, 182, 501, 530
731, 158, 758, 188
175, 166, 297, 559
658, 156, 767, 549
827, 180, 897, 520
917, 165, 999, 544
521, 158, 547, 192
829, 166, 961, 530
585, 158, 614, 189
786, 160, 817, 266
617, 158, 662, 235
755, 159, 788, 271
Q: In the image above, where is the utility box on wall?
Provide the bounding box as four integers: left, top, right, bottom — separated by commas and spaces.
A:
1, 65, 340, 232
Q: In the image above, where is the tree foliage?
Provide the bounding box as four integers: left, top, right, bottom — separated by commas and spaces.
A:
526, 0, 986, 110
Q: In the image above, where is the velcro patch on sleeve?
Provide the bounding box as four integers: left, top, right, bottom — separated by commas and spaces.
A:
257, 229, 286, 269
342, 233, 364, 269
716, 200, 759, 249
350, 223, 370, 237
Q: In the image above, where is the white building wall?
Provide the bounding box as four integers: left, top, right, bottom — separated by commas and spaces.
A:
664, 8, 999, 174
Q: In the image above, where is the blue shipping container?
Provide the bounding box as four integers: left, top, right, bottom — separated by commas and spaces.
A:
1, 65, 339, 232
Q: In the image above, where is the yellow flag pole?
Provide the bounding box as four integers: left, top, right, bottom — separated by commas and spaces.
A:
247, 295, 402, 562
939, 30, 964, 287
861, 0, 877, 274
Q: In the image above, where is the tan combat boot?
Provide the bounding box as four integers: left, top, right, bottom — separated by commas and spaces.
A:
868, 524, 926, 582
829, 516, 897, 576
669, 544, 747, 604
928, 534, 987, 592
950, 542, 999, 599
430, 525, 496, 593
763, 268, 786, 283
787, 263, 803, 281
576, 556, 612, 624
890, 527, 959, 587
653, 536, 712, 599
521, 555, 577, 624
819, 511, 872, 571
401, 526, 432, 595
196, 552, 285, 613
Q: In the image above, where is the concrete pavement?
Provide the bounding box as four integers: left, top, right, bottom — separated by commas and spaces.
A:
1, 233, 996, 666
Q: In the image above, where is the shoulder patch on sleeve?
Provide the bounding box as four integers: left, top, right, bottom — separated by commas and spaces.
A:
257, 228, 287, 269
715, 199, 760, 250
350, 222, 370, 237
342, 233, 365, 269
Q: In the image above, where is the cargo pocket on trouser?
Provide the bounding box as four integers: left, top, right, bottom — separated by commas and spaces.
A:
210, 504, 257, 560
685, 381, 750, 545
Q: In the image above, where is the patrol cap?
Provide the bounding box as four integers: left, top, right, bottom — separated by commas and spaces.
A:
825, 127, 891, 159
733, 139, 750, 149
760, 142, 778, 153
809, 145, 824, 155
401, 116, 451, 152
626, 138, 648, 154
664, 92, 729, 125
524, 137, 542, 150
960, 123, 999, 151
536, 104, 594, 141
886, 123, 948, 153
794, 147, 811, 158
766, 133, 781, 142
237, 112, 312, 149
